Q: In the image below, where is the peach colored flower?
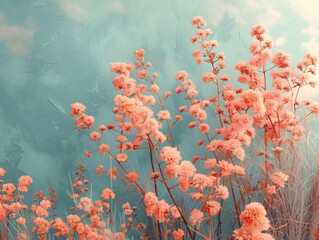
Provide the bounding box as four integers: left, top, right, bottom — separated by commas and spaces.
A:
205, 158, 217, 169
157, 110, 171, 120
178, 161, 196, 178
170, 206, 181, 218
125, 171, 139, 182
178, 177, 190, 191
205, 200, 221, 216
202, 72, 216, 83
215, 185, 229, 200
0, 203, 6, 222
160, 146, 182, 165
116, 153, 129, 162
272, 51, 290, 68
199, 123, 210, 133
96, 165, 104, 176
270, 171, 288, 188
0, 168, 6, 176
192, 16, 206, 27
18, 175, 33, 192
107, 167, 118, 179
149, 172, 160, 179
2, 183, 16, 195
175, 70, 188, 81
189, 208, 204, 226
33, 217, 50, 235
70, 102, 86, 116
153, 200, 170, 222
239, 202, 270, 231
173, 229, 184, 240
101, 188, 115, 200
134, 49, 145, 58
98, 143, 110, 155
67, 214, 81, 228
90, 131, 101, 141
83, 115, 95, 129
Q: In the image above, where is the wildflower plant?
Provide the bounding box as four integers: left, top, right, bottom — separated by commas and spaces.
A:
1, 16, 319, 240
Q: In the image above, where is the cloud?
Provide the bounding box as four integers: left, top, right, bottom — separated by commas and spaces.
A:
56, 0, 87, 22
244, 0, 281, 28
291, 1, 319, 54
274, 37, 286, 46
291, 0, 319, 23
0, 12, 37, 56
206, 0, 281, 31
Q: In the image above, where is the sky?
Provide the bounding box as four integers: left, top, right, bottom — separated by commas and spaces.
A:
0, 0, 319, 212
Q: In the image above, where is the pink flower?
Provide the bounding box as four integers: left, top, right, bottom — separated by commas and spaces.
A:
191, 192, 203, 200
270, 171, 288, 188
98, 143, 110, 155
138, 69, 147, 79
134, 49, 145, 58
191, 16, 206, 27
16, 217, 26, 225
192, 174, 215, 191
170, 206, 181, 218
157, 110, 171, 120
199, 123, 210, 133
173, 229, 184, 240
107, 167, 118, 179
232, 165, 246, 176
96, 165, 104, 176
125, 171, 139, 182
205, 200, 221, 216
84, 150, 92, 157
144, 192, 158, 216
0, 204, 6, 222
83, 115, 95, 128
153, 200, 171, 222
192, 49, 202, 58
251, 24, 266, 41
33, 217, 50, 235
220, 74, 229, 81
101, 188, 115, 200
18, 176, 33, 192
264, 184, 276, 197
239, 202, 270, 231
178, 161, 196, 178
240, 90, 265, 116
67, 214, 81, 228
70, 102, 86, 116
116, 135, 128, 142
149, 84, 160, 93
205, 158, 217, 169
308, 103, 319, 116
116, 153, 129, 162
272, 51, 290, 68
160, 146, 182, 164
144, 192, 158, 207
164, 164, 179, 179
175, 70, 188, 81
90, 131, 101, 141
189, 208, 204, 226
0, 168, 6, 176
215, 185, 229, 200
178, 177, 190, 191
110, 62, 133, 76
149, 172, 160, 179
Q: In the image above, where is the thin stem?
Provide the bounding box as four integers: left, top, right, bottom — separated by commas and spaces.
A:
147, 135, 194, 239
148, 139, 163, 240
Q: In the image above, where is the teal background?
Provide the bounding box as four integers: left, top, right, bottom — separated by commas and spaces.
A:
0, 0, 319, 236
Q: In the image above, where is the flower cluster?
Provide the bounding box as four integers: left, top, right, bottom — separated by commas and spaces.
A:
1, 15, 319, 240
